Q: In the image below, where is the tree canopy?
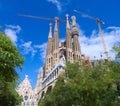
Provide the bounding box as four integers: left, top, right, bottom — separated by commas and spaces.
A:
39, 60, 120, 106
0, 32, 24, 106
112, 45, 120, 58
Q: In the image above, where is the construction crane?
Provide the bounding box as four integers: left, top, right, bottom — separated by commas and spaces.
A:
18, 14, 66, 22
74, 10, 108, 59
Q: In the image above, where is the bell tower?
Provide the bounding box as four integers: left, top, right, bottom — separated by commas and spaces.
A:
52, 17, 60, 67
45, 23, 53, 74
71, 16, 81, 61
66, 14, 73, 62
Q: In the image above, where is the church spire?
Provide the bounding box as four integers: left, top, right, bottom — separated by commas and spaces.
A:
46, 23, 53, 56
45, 23, 53, 74
52, 17, 59, 67
66, 14, 70, 29
54, 17, 58, 31
53, 17, 59, 50
71, 16, 77, 26
71, 16, 81, 61
71, 16, 79, 35
66, 14, 73, 62
48, 23, 52, 38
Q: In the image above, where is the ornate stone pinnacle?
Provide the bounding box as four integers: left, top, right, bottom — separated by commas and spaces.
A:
71, 16, 79, 36
49, 22, 52, 26
54, 17, 59, 31
66, 14, 69, 19
48, 22, 52, 38
71, 16, 76, 26
55, 17, 59, 21
25, 75, 28, 78
66, 14, 70, 29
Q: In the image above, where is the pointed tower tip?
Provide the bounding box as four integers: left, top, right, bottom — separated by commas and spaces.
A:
66, 14, 69, 18
49, 22, 52, 26
71, 16, 76, 26
66, 14, 70, 29
25, 75, 28, 78
54, 17, 59, 31
71, 16, 79, 36
48, 22, 52, 38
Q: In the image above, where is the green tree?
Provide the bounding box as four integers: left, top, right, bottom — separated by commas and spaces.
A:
112, 45, 120, 58
0, 33, 24, 106
39, 61, 120, 106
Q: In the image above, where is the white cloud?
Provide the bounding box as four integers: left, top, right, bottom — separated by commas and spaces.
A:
4, 25, 21, 44
46, 0, 70, 12
34, 43, 47, 61
5, 29, 17, 43
21, 41, 37, 56
47, 0, 61, 12
6, 25, 21, 33
20, 41, 47, 59
79, 26, 120, 60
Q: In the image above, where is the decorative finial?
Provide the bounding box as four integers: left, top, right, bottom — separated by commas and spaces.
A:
48, 23, 52, 38
54, 17, 59, 31
71, 16, 79, 35
25, 75, 28, 78
71, 16, 77, 26
66, 14, 70, 29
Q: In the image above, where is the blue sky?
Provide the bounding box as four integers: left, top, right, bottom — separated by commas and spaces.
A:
0, 0, 120, 88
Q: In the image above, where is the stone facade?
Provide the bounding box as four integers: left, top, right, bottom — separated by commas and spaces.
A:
35, 15, 83, 104
44, 15, 81, 77
16, 15, 91, 106
16, 75, 37, 106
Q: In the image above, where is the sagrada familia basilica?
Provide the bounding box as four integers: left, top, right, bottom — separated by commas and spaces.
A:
16, 14, 91, 106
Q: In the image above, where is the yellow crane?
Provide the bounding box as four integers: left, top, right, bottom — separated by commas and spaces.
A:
74, 10, 108, 59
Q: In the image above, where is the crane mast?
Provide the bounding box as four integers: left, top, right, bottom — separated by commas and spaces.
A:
97, 20, 108, 59
74, 10, 108, 59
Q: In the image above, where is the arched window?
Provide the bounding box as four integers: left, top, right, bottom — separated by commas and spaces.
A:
49, 58, 50, 63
